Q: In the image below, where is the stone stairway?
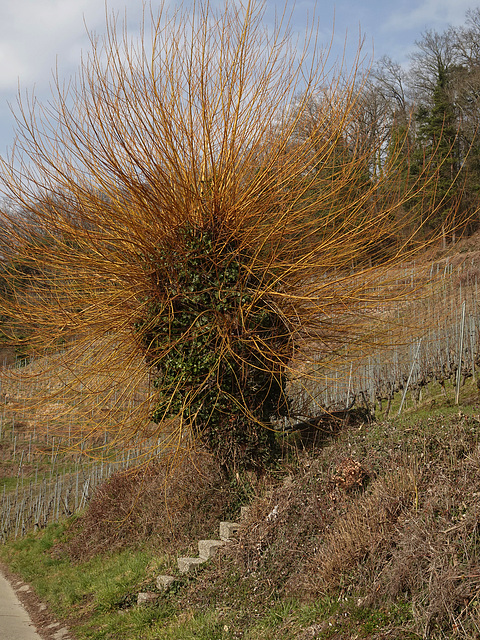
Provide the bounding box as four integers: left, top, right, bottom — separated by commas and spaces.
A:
176, 520, 240, 574
148, 519, 241, 598
177, 522, 240, 573
137, 508, 253, 603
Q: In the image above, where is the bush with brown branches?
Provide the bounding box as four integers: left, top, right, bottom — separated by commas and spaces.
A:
0, 0, 457, 474
66, 450, 233, 562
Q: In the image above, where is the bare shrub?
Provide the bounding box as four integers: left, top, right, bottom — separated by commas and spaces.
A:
66, 450, 232, 562
311, 466, 418, 590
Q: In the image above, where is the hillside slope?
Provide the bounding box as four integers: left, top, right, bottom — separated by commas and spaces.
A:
1, 377, 480, 639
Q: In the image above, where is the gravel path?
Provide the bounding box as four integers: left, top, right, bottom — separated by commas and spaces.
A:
0, 569, 43, 639
0, 567, 73, 640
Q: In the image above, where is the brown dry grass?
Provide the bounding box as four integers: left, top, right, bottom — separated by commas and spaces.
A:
171, 409, 480, 638
66, 449, 235, 562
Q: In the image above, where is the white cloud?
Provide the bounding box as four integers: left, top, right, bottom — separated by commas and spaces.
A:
385, 0, 475, 34
0, 0, 146, 91
0, 0, 150, 154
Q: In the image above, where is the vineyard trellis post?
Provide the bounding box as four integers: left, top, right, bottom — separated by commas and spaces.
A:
397, 339, 423, 416
455, 300, 467, 405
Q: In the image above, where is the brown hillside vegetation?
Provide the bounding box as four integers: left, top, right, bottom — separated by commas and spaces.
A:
27, 384, 476, 639
66, 450, 234, 562
176, 408, 480, 638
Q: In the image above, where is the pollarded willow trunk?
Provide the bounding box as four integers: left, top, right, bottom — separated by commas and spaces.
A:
134, 223, 292, 473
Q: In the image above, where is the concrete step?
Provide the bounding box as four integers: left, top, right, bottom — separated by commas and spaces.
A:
198, 539, 225, 560
137, 592, 160, 605
156, 575, 176, 590
176, 519, 244, 575
219, 521, 240, 541
240, 506, 251, 520
177, 556, 206, 574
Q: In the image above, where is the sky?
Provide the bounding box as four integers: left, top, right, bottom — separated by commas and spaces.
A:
0, 0, 477, 159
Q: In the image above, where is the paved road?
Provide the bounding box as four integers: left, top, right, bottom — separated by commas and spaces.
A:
0, 570, 42, 640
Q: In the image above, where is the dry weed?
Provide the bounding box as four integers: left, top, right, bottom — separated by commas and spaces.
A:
66, 450, 232, 561
312, 467, 418, 590
332, 456, 369, 492
188, 415, 480, 637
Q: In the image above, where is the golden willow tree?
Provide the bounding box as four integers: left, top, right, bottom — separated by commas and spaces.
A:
0, 1, 455, 473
